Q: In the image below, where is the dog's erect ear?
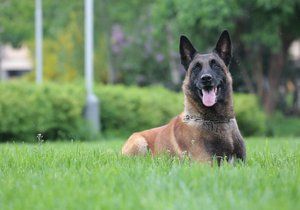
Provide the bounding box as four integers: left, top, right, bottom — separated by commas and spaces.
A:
214, 30, 231, 66
180, 35, 197, 70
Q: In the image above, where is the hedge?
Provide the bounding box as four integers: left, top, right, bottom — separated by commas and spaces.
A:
234, 94, 266, 136
0, 82, 266, 141
0, 82, 88, 141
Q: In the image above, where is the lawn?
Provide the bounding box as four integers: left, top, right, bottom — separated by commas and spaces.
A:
0, 137, 299, 210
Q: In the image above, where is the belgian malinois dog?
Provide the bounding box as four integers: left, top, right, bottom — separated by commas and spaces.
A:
122, 30, 246, 164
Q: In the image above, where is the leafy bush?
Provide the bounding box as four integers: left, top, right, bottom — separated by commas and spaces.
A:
0, 82, 89, 141
95, 85, 183, 136
0, 82, 266, 141
234, 94, 266, 136
97, 88, 266, 136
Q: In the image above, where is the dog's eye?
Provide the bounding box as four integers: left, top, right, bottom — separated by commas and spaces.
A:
193, 63, 202, 71
210, 59, 221, 69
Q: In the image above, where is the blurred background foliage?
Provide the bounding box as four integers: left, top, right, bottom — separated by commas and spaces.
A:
0, 82, 266, 141
0, 0, 300, 140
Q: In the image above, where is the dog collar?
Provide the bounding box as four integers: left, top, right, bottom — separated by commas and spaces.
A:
183, 115, 233, 123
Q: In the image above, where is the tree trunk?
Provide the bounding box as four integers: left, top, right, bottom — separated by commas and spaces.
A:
166, 25, 180, 88
101, 0, 116, 84
263, 51, 284, 115
239, 63, 255, 93
106, 32, 116, 84
293, 78, 300, 114
253, 52, 264, 99
0, 44, 2, 81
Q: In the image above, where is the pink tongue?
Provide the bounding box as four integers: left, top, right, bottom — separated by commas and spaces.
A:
202, 89, 216, 107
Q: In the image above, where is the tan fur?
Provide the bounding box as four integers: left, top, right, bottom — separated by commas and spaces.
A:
122, 134, 148, 156
121, 112, 217, 162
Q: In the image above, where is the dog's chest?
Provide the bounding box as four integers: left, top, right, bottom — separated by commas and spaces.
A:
182, 134, 234, 163
192, 122, 234, 159
203, 137, 233, 159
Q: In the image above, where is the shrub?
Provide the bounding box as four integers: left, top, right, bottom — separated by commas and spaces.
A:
234, 94, 266, 136
95, 85, 183, 136
0, 82, 89, 141
96, 88, 266, 137
0, 82, 266, 141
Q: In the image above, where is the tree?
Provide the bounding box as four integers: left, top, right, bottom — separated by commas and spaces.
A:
1, 0, 300, 116
151, 0, 300, 114
0, 0, 34, 46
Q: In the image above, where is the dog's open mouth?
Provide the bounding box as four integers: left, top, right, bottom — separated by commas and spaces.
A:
198, 86, 219, 107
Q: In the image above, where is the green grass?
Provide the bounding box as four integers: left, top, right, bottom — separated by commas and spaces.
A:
0, 138, 300, 210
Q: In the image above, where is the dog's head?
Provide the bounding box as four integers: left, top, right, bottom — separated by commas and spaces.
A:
180, 30, 232, 108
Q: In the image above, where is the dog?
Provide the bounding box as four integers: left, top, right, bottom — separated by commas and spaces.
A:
122, 30, 246, 164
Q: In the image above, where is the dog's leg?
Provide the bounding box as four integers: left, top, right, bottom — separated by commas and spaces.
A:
233, 133, 246, 162
122, 133, 149, 156
228, 156, 235, 164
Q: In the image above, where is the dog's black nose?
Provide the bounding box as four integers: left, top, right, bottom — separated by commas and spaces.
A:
201, 74, 212, 82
